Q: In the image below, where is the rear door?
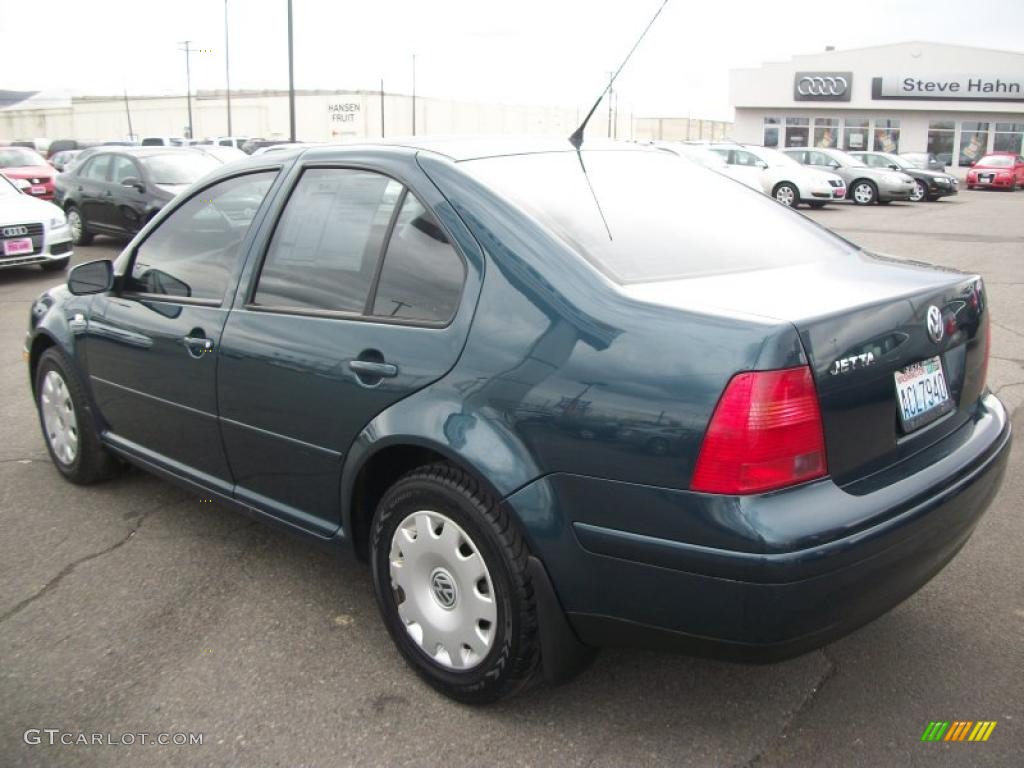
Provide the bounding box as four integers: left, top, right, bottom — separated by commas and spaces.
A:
217, 158, 477, 534
107, 155, 147, 235
76, 155, 112, 229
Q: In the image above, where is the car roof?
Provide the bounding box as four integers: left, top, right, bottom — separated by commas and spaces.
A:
85, 146, 197, 158
299, 136, 650, 162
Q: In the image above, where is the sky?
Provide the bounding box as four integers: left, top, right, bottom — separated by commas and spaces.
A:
2, 0, 1023, 120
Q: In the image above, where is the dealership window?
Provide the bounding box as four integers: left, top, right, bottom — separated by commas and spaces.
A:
926, 121, 956, 166
843, 118, 869, 151
872, 119, 900, 153
813, 117, 839, 148
784, 117, 809, 148
763, 117, 780, 148
993, 122, 1024, 155
959, 122, 990, 166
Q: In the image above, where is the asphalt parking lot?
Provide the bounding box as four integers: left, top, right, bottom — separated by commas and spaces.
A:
1, 190, 1021, 767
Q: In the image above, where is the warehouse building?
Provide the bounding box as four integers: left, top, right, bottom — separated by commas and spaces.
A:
729, 42, 1024, 171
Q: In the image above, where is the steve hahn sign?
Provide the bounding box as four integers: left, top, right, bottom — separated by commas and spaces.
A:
872, 74, 1024, 102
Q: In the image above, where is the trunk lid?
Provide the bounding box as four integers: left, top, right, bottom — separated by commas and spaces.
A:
623, 253, 989, 486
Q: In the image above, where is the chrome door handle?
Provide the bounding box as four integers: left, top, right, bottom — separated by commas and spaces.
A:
349, 360, 398, 378
183, 336, 214, 358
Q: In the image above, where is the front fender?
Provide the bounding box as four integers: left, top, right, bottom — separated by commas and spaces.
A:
26, 287, 93, 390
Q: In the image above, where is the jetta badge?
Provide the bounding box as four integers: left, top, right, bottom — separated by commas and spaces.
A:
830, 351, 875, 376
926, 305, 944, 344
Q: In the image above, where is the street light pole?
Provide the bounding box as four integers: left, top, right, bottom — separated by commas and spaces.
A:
411, 53, 416, 136
287, 0, 296, 142
224, 0, 232, 136
179, 40, 194, 139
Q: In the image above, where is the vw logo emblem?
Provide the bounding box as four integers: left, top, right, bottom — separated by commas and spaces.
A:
2, 225, 29, 237
429, 568, 458, 609
926, 305, 944, 344
797, 75, 849, 96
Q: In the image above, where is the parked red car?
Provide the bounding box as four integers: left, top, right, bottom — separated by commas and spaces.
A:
965, 152, 1024, 190
0, 147, 56, 200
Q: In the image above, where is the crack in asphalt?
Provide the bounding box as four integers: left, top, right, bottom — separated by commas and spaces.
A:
0, 504, 163, 626
737, 649, 839, 768
992, 321, 1024, 340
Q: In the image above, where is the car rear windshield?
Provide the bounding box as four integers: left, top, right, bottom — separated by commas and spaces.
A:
977, 155, 1013, 167
141, 153, 221, 184
461, 150, 852, 283
0, 148, 47, 168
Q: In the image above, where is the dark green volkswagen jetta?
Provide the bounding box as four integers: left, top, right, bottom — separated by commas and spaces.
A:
25, 139, 1010, 703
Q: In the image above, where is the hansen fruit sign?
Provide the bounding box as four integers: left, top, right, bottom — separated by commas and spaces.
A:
872, 75, 1024, 102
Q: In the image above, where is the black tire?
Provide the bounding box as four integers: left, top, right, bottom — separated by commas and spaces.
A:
877, 200, 892, 205
370, 463, 540, 704
850, 180, 878, 205
772, 182, 799, 208
65, 205, 93, 246
40, 257, 70, 272
808, 202, 826, 209
35, 347, 119, 484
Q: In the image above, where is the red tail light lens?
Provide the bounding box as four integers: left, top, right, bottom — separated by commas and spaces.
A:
691, 366, 827, 495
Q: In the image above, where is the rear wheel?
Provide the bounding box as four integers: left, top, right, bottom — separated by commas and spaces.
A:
773, 183, 799, 208
370, 463, 540, 703
66, 206, 93, 246
851, 180, 878, 205
35, 348, 119, 484
909, 180, 927, 202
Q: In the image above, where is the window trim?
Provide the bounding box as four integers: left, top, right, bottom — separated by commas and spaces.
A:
119, 168, 282, 307
244, 163, 468, 330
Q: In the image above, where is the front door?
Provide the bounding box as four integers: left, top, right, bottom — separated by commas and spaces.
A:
84, 170, 280, 490
217, 165, 472, 533
76, 154, 113, 230
107, 155, 147, 235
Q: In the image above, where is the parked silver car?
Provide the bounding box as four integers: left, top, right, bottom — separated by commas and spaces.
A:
782, 147, 915, 205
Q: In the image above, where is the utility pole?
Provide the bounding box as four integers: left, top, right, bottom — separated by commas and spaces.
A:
606, 72, 613, 138
380, 78, 385, 138
411, 53, 416, 136
179, 40, 194, 139
123, 88, 134, 141
224, 0, 232, 135
287, 0, 296, 142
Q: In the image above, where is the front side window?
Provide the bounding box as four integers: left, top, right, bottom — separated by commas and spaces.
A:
82, 155, 112, 182
125, 171, 277, 301
253, 169, 402, 313
959, 122, 990, 166
806, 151, 835, 167
371, 195, 464, 323
110, 156, 140, 184
873, 119, 900, 153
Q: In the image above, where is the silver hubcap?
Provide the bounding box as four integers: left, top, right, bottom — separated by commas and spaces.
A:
775, 185, 795, 206
68, 211, 82, 241
854, 183, 874, 203
911, 181, 926, 201
389, 510, 497, 670
40, 370, 78, 465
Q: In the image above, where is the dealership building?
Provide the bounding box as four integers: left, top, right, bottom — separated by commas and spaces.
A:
730, 42, 1024, 173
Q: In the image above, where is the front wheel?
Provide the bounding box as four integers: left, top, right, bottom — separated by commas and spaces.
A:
808, 202, 826, 209
370, 463, 540, 703
851, 180, 878, 205
773, 183, 799, 208
66, 206, 93, 246
35, 348, 120, 484
909, 180, 927, 202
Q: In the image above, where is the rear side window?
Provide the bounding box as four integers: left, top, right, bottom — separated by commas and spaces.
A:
125, 171, 277, 301
254, 169, 402, 313
371, 194, 464, 323
82, 155, 111, 181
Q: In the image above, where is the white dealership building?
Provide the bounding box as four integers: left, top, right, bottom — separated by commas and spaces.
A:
729, 42, 1024, 172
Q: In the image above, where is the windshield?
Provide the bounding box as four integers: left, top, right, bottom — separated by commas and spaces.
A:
0, 148, 47, 168
882, 154, 913, 170
672, 145, 726, 169
0, 175, 20, 196
141, 153, 220, 184
462, 150, 850, 283
977, 155, 1014, 167
829, 150, 864, 167
900, 153, 927, 168
750, 147, 799, 167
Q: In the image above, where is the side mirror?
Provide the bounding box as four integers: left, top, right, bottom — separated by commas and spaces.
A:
121, 177, 145, 193
67, 259, 114, 295
755, 160, 768, 169
888, 163, 900, 170
829, 161, 841, 169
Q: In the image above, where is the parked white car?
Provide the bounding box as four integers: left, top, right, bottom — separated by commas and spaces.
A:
658, 143, 765, 193
0, 174, 73, 271
707, 144, 847, 208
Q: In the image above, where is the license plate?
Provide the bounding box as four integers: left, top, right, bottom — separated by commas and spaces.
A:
895, 356, 953, 432
29, 185, 46, 195
2, 237, 33, 256
834, 188, 845, 198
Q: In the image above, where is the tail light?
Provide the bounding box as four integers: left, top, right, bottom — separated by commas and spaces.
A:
691, 366, 827, 495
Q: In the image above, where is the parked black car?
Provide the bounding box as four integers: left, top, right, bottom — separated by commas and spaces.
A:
54, 147, 220, 244
852, 151, 959, 202
901, 152, 948, 172
27, 140, 1009, 704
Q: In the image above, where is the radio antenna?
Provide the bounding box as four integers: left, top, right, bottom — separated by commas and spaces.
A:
568, 0, 670, 149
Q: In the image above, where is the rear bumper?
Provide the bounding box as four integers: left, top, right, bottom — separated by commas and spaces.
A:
508, 393, 1010, 660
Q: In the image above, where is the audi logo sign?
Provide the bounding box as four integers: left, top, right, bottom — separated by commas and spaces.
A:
793, 71, 853, 102
2, 226, 29, 238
